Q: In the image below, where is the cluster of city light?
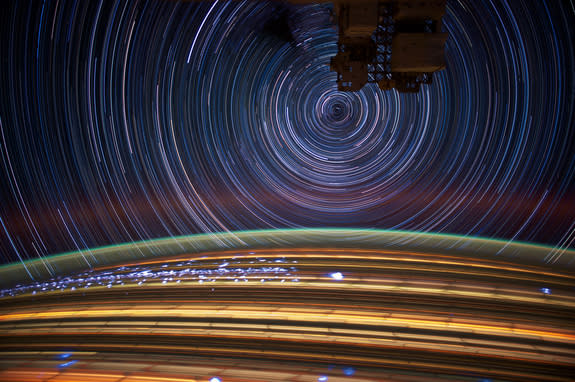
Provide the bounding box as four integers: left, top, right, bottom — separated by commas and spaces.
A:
0, 256, 299, 298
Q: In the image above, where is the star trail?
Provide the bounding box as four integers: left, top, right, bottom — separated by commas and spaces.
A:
1, 0, 574, 265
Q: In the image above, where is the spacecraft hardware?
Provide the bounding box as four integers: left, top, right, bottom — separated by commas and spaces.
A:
330, 0, 447, 92
291, 0, 448, 92
188, 0, 448, 92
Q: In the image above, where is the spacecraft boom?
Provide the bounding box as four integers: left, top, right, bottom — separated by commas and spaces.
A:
183, 0, 448, 92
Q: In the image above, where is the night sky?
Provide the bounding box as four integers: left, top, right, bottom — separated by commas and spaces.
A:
1, 0, 574, 265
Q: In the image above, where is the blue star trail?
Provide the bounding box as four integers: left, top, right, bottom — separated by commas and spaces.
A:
0, 0, 574, 265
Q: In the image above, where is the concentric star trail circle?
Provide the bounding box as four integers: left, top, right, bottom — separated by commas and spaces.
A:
0, 0, 574, 263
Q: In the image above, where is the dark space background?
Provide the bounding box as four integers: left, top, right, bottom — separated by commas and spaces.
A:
0, 0, 574, 264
